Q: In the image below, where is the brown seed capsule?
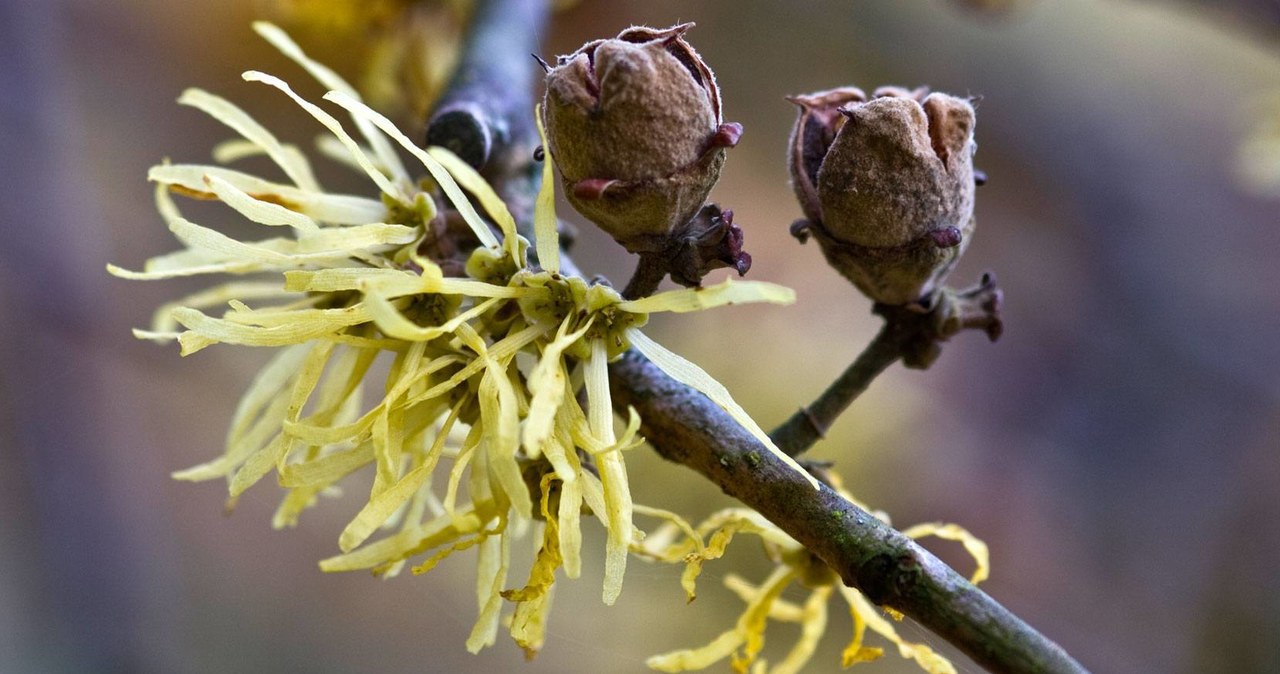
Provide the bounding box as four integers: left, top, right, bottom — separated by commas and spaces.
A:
542, 24, 740, 253
788, 86, 977, 305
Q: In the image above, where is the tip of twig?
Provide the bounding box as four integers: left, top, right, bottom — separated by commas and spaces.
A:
426, 105, 492, 169
790, 219, 814, 243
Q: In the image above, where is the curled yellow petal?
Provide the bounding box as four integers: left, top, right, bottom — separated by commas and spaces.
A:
243, 70, 407, 203
839, 585, 956, 674
277, 442, 372, 489
902, 522, 990, 584
508, 517, 562, 657
523, 317, 592, 473
557, 471, 583, 579
648, 630, 746, 673
841, 596, 885, 668
427, 146, 519, 260
171, 304, 369, 354
723, 575, 803, 622
294, 222, 417, 252
479, 359, 532, 518
362, 293, 499, 342
771, 586, 832, 674
731, 567, 796, 673
150, 164, 387, 225
202, 174, 319, 233
633, 504, 706, 600
338, 400, 463, 552
251, 20, 410, 185
684, 518, 749, 602
319, 501, 486, 572
650, 566, 797, 673
465, 525, 510, 653
178, 87, 319, 192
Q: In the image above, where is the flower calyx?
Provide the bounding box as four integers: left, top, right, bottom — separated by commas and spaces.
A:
666, 204, 751, 287
788, 85, 978, 306
619, 204, 753, 300
541, 23, 741, 254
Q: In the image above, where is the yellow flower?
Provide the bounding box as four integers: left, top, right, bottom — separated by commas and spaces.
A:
640, 506, 989, 674
111, 22, 803, 657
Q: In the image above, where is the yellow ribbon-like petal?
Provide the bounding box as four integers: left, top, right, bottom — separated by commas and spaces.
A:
251, 21, 410, 185
617, 277, 795, 315
902, 522, 990, 585
587, 338, 631, 606
532, 104, 560, 274
427, 146, 520, 261
324, 90, 501, 250
178, 87, 319, 192
627, 329, 820, 490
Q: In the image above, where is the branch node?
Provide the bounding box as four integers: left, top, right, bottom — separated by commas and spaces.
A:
800, 406, 829, 439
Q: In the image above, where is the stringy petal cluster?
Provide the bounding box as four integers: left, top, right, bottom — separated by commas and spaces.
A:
111, 22, 813, 657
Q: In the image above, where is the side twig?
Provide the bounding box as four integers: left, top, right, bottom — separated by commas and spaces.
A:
621, 253, 669, 300
771, 273, 1004, 456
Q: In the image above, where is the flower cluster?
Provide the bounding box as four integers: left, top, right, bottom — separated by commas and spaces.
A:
114, 19, 996, 673
110, 22, 806, 657
638, 490, 989, 674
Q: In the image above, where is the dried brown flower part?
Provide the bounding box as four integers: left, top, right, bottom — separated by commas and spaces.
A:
665, 204, 752, 287
542, 24, 741, 253
788, 87, 978, 305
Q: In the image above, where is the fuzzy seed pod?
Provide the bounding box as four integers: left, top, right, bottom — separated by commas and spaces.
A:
788, 86, 977, 305
542, 24, 742, 253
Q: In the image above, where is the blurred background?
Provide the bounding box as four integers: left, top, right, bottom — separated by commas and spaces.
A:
3, 0, 1278, 672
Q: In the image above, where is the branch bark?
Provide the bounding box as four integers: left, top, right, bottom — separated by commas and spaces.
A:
432, 2, 1086, 672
